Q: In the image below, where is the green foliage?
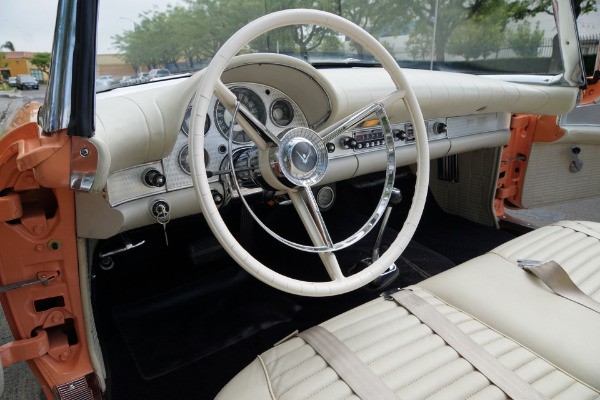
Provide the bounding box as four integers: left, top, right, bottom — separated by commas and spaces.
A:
0, 52, 8, 68
507, 21, 544, 57
1, 41, 15, 52
507, 0, 596, 20
30, 52, 51, 76
447, 12, 505, 61
406, 24, 432, 61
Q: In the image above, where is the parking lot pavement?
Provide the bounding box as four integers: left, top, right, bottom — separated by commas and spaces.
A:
0, 86, 47, 134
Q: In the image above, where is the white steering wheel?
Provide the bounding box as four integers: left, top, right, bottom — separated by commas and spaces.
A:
190, 9, 429, 296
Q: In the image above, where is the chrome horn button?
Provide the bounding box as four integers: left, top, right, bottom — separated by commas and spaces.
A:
278, 127, 328, 187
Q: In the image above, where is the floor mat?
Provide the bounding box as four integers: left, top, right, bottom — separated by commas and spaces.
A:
112, 269, 301, 379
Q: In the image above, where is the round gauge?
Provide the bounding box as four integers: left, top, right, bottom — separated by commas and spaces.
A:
181, 104, 210, 136
214, 87, 266, 144
178, 145, 208, 175
270, 99, 294, 127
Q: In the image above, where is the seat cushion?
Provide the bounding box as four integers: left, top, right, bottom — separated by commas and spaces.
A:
492, 221, 600, 302
419, 221, 600, 390
216, 287, 599, 400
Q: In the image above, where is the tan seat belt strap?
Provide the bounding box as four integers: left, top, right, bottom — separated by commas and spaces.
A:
520, 260, 600, 314
298, 326, 400, 400
388, 290, 548, 400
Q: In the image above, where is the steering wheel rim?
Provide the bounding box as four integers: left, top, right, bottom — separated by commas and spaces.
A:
190, 9, 430, 296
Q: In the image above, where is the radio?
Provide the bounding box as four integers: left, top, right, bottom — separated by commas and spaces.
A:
341, 124, 411, 150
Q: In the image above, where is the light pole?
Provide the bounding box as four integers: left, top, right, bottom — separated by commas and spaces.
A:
120, 17, 141, 75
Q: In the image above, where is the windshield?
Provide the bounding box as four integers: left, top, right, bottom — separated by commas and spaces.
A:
98, 0, 595, 91
91, 0, 597, 91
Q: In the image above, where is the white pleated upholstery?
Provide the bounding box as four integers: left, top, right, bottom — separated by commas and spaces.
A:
216, 222, 600, 399
491, 221, 600, 302
216, 287, 599, 400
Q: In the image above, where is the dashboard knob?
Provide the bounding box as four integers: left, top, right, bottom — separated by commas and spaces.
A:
326, 142, 336, 153
393, 129, 406, 141
433, 122, 447, 135
342, 136, 357, 150
143, 169, 166, 187
211, 189, 224, 205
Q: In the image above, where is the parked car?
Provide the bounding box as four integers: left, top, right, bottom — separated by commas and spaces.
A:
7, 77, 17, 87
0, 1, 599, 400
147, 68, 171, 80
135, 72, 149, 83
120, 76, 132, 85
15, 74, 39, 90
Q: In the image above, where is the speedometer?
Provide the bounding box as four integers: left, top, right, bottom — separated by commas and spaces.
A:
214, 87, 266, 144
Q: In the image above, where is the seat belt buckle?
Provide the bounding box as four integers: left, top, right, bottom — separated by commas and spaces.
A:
517, 259, 541, 269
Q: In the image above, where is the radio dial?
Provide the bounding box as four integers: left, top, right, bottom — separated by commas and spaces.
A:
342, 136, 357, 150
433, 122, 447, 135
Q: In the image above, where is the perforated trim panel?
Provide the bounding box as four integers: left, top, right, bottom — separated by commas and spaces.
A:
224, 288, 599, 400
492, 221, 600, 302
520, 143, 600, 209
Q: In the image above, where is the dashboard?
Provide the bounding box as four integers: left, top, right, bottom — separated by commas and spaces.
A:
103, 78, 509, 211
79, 53, 578, 239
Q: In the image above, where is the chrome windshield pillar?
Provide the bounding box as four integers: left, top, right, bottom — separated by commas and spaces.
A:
39, 0, 77, 134
40, 0, 97, 137
554, 0, 587, 88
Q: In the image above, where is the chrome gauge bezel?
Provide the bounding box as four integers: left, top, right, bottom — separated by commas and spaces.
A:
214, 86, 266, 144
270, 98, 294, 127
178, 145, 209, 175
182, 102, 211, 136
178, 145, 191, 175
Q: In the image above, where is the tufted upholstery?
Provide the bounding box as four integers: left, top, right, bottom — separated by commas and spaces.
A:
216, 222, 600, 399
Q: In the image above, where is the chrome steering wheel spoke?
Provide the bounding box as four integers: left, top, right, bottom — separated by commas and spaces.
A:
289, 189, 345, 282
319, 89, 406, 143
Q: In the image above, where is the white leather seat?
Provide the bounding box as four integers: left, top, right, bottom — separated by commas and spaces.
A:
216, 222, 600, 399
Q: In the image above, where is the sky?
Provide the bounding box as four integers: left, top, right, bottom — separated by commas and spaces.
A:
1, 1, 599, 55
0, 0, 173, 54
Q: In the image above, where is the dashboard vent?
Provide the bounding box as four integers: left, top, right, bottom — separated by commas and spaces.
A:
438, 155, 459, 183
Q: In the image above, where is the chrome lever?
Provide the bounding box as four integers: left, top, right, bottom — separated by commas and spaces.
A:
0, 273, 56, 295
99, 239, 145, 258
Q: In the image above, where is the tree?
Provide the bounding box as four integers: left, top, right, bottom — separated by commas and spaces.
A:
406, 25, 433, 61
447, 12, 505, 61
506, 0, 597, 72
340, 0, 407, 58
1, 41, 15, 52
30, 53, 51, 80
507, 21, 543, 57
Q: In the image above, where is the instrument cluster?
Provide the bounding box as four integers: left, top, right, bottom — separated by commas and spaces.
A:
104, 83, 307, 207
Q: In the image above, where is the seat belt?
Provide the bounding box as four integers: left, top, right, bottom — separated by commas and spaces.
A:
518, 260, 600, 314
387, 289, 548, 400
298, 326, 400, 400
